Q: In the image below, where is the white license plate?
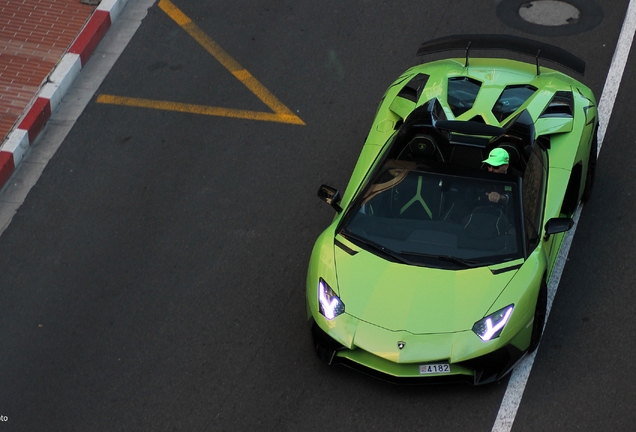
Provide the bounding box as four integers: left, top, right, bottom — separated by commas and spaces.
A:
419, 363, 450, 375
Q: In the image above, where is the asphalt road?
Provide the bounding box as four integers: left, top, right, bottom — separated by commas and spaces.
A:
0, 0, 634, 431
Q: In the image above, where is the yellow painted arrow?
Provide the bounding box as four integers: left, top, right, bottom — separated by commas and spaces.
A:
96, 0, 304, 126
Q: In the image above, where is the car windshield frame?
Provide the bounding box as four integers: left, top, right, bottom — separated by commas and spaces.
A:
338, 161, 525, 269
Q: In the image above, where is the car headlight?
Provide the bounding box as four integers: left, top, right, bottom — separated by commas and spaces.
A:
472, 305, 514, 341
318, 278, 345, 320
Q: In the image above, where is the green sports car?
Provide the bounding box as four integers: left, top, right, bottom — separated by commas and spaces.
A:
306, 35, 598, 385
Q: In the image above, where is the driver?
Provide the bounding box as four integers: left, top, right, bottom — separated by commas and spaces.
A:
459, 147, 516, 238
443, 147, 517, 223
482, 148, 515, 203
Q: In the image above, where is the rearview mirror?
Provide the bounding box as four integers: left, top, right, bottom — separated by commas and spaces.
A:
317, 185, 342, 212
543, 217, 574, 241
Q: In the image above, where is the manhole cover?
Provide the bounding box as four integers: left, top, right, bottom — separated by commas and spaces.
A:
497, 0, 603, 36
519, 1, 580, 26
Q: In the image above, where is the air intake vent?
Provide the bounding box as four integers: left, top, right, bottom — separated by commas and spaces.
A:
397, 73, 429, 102
492, 85, 537, 122
447, 77, 481, 117
540, 91, 574, 118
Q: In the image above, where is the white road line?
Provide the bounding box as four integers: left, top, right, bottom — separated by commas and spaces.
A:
597, 0, 636, 150
491, 2, 636, 431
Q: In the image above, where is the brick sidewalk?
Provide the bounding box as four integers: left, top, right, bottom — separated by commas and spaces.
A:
0, 0, 96, 147
0, 0, 128, 190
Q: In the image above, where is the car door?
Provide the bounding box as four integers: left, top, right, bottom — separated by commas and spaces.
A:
522, 144, 552, 273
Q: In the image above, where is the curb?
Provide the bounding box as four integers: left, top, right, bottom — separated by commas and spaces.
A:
0, 0, 130, 192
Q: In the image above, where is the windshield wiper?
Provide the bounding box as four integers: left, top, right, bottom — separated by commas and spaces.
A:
399, 251, 483, 268
340, 232, 410, 264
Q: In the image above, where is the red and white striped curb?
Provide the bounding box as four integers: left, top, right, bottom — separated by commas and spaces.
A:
0, 0, 129, 190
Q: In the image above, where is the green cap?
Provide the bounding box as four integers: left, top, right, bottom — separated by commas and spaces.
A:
483, 148, 510, 167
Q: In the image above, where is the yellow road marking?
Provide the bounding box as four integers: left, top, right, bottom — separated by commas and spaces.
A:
97, 0, 304, 125
95, 95, 305, 124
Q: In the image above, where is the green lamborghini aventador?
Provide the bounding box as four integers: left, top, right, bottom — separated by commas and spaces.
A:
306, 35, 598, 385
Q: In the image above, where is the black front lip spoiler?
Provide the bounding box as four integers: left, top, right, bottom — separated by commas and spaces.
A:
310, 318, 526, 386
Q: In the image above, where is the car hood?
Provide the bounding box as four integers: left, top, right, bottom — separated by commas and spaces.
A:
335, 241, 517, 334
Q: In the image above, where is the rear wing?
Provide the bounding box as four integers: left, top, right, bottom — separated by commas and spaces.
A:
417, 34, 585, 75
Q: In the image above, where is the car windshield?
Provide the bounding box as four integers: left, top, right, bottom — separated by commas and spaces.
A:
339, 160, 524, 268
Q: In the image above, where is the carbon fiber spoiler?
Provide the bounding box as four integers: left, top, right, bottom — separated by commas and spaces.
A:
417, 34, 585, 75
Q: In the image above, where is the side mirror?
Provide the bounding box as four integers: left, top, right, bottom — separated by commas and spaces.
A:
543, 217, 574, 241
317, 184, 342, 212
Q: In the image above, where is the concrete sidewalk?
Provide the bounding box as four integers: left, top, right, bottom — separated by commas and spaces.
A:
0, 0, 130, 190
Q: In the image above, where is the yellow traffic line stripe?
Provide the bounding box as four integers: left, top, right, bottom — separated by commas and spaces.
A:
95, 94, 305, 124
97, 0, 304, 125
